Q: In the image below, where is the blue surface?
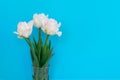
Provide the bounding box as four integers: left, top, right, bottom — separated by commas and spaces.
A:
0, 0, 120, 80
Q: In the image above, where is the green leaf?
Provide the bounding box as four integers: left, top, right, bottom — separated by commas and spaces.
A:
41, 42, 53, 67
25, 38, 39, 67
42, 51, 53, 67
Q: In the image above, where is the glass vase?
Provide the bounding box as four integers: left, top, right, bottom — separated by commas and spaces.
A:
33, 66, 49, 80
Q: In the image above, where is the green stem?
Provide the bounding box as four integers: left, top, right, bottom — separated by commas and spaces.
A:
38, 28, 42, 67
38, 28, 41, 40
44, 35, 49, 47
25, 38, 31, 47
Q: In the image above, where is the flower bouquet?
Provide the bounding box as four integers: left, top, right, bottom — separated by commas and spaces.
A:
14, 13, 62, 80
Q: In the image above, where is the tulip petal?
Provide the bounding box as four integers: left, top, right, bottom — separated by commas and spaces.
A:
56, 31, 62, 37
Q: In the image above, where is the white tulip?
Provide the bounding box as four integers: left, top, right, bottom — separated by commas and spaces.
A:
33, 13, 48, 28
41, 18, 62, 36
14, 20, 33, 38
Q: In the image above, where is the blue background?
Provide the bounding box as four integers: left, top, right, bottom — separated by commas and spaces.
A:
0, 0, 120, 80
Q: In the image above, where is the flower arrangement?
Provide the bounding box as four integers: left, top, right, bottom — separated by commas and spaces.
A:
14, 13, 62, 80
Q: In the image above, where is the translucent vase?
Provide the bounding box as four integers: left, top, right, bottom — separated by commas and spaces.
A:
33, 66, 49, 80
